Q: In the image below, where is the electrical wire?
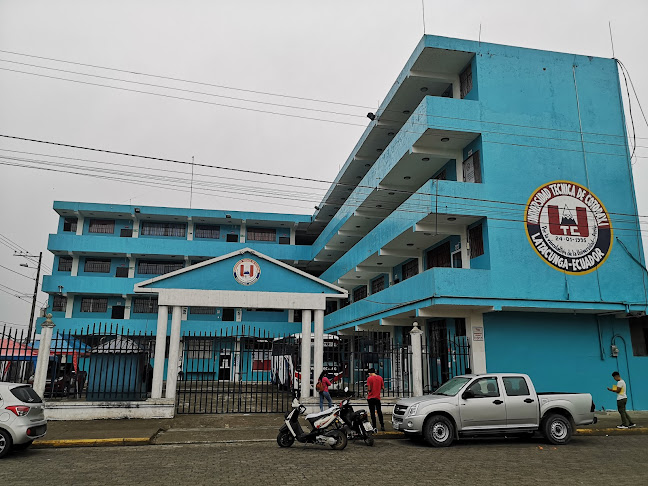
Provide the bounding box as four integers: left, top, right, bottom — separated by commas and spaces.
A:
0, 264, 35, 280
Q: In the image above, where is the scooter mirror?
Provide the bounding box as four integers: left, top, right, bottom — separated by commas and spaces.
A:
344, 387, 349, 393
291, 398, 300, 408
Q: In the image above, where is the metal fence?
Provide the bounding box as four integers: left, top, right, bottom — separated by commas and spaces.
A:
0, 325, 36, 384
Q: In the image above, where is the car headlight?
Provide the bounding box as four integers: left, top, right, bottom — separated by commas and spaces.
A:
408, 403, 419, 416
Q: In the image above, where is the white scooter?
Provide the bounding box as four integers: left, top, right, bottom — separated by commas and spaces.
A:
277, 397, 347, 450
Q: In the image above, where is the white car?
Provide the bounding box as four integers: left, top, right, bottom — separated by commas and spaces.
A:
0, 383, 47, 458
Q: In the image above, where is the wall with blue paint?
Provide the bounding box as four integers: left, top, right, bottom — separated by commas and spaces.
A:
484, 312, 648, 410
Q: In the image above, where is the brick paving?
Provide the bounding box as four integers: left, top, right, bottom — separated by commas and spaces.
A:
3, 434, 647, 485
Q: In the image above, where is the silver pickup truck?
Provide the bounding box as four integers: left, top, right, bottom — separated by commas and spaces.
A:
392, 373, 596, 446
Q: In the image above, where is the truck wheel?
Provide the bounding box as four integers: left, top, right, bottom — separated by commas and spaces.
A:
542, 414, 572, 445
423, 415, 455, 447
276, 431, 295, 448
0, 429, 12, 459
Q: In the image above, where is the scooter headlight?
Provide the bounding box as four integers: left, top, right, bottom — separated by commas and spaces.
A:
407, 403, 420, 417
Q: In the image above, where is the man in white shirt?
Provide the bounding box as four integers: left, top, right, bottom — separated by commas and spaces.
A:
607, 371, 636, 429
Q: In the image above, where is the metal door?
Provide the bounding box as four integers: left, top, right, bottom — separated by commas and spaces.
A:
460, 377, 507, 429
502, 376, 539, 427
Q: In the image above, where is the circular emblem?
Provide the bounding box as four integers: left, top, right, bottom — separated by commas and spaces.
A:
525, 181, 612, 275
233, 258, 261, 286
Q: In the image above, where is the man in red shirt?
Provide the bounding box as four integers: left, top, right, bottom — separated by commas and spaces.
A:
366, 368, 385, 431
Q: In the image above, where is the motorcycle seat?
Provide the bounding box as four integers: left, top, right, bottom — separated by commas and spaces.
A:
306, 407, 337, 420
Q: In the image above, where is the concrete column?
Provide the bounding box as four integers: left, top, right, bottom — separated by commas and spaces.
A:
455, 150, 464, 182
460, 226, 470, 269
151, 305, 169, 399
65, 295, 74, 318
132, 218, 140, 238
300, 309, 312, 398
33, 314, 55, 399
128, 255, 135, 278
240, 221, 246, 243
187, 220, 194, 241
410, 322, 424, 397
75, 216, 84, 236
165, 305, 183, 399
467, 312, 487, 374
124, 296, 132, 319
70, 256, 79, 277
313, 309, 325, 388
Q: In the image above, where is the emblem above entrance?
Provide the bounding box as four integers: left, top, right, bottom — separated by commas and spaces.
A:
233, 258, 261, 285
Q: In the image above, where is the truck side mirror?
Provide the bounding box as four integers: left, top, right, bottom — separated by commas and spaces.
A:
462, 390, 475, 400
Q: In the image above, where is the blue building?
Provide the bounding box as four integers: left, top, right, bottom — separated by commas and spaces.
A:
39, 35, 648, 411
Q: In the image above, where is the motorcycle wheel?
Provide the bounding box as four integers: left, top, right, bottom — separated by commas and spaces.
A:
276, 431, 295, 448
328, 430, 347, 450
364, 436, 375, 447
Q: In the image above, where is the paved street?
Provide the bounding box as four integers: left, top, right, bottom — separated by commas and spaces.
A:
2, 435, 647, 485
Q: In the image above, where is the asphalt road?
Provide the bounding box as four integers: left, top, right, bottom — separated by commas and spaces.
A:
2, 435, 647, 485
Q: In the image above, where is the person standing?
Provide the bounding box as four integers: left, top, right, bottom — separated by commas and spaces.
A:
607, 371, 636, 429
367, 368, 385, 431
317, 371, 333, 412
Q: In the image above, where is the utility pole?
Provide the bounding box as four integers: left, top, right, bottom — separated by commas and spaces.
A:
14, 251, 42, 344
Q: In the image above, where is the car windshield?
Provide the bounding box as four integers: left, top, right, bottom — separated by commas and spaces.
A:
11, 385, 43, 403
432, 377, 471, 396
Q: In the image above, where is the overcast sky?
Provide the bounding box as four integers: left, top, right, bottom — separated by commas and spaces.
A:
1, 0, 647, 330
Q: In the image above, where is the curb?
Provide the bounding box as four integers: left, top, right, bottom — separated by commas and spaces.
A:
33, 437, 152, 449
576, 427, 647, 435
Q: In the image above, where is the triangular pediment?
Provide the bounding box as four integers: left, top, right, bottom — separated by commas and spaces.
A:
134, 248, 346, 296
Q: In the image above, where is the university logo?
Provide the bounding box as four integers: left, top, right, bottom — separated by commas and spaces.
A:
233, 258, 261, 286
525, 181, 613, 274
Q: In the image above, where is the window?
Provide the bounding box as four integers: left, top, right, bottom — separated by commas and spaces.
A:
433, 169, 447, 181
58, 256, 73, 272
247, 228, 276, 242
503, 377, 531, 397
137, 260, 184, 275
195, 224, 220, 239
115, 267, 129, 278
455, 318, 466, 337
190, 306, 216, 315
293, 309, 302, 322
629, 317, 648, 356
460, 64, 473, 99
141, 222, 186, 237
353, 286, 367, 302
371, 276, 385, 294
222, 308, 235, 321
84, 259, 111, 273
63, 218, 77, 232
462, 151, 481, 183
186, 339, 213, 360
226, 233, 239, 243
80, 298, 108, 313
88, 219, 115, 234
466, 377, 499, 398
402, 259, 419, 280
279, 236, 290, 245
427, 242, 451, 269
325, 301, 337, 316
120, 228, 133, 237
52, 295, 67, 312
132, 298, 158, 314
469, 224, 484, 259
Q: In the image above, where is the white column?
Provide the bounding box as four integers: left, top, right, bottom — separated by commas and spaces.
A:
410, 322, 424, 397
165, 305, 183, 399
313, 309, 325, 389
70, 256, 79, 277
33, 314, 55, 398
128, 255, 135, 278
455, 150, 464, 182
132, 218, 140, 238
460, 226, 470, 269
65, 295, 74, 318
300, 309, 312, 398
467, 312, 487, 374
187, 220, 194, 241
124, 296, 132, 319
240, 221, 246, 243
151, 305, 168, 399
75, 216, 84, 236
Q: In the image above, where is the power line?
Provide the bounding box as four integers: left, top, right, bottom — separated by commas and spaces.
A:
0, 264, 34, 280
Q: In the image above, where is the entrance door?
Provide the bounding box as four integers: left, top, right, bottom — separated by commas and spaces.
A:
219, 353, 231, 380
460, 377, 507, 430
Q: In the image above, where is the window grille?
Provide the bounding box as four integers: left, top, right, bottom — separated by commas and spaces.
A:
186, 339, 213, 360
115, 267, 129, 278
226, 234, 239, 242
190, 306, 216, 315
88, 219, 115, 234
426, 242, 452, 269
462, 151, 481, 183
353, 286, 367, 302
52, 295, 67, 312
137, 260, 184, 275
247, 228, 276, 242
194, 224, 220, 239
460, 64, 473, 99
402, 259, 419, 280
84, 259, 111, 273
371, 276, 385, 294
141, 222, 186, 237
58, 257, 73, 272
63, 218, 77, 232
279, 236, 290, 245
80, 298, 108, 313
132, 298, 158, 314
469, 224, 484, 258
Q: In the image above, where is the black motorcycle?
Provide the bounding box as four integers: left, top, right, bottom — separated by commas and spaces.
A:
339, 389, 375, 446
277, 397, 347, 450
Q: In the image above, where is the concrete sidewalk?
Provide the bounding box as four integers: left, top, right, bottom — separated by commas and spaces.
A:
33, 411, 648, 448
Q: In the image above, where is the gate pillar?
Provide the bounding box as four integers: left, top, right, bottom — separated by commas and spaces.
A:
410, 322, 424, 397
313, 309, 324, 390
300, 310, 312, 398
33, 314, 55, 399
151, 305, 169, 399
165, 305, 183, 399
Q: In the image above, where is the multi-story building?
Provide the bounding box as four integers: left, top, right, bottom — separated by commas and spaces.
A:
38, 35, 648, 410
